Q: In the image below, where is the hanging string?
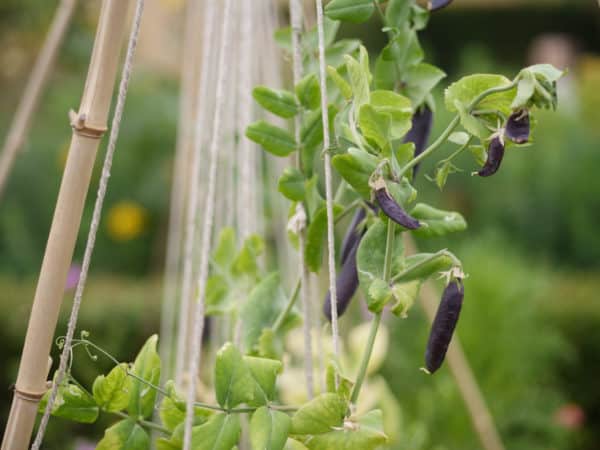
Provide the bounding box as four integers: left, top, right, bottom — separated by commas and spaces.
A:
289, 0, 314, 399
174, 0, 217, 386
30, 0, 146, 448
183, 0, 234, 448
315, 0, 340, 363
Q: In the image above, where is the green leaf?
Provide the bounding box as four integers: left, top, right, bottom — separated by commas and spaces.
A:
403, 63, 446, 109
327, 66, 352, 100
302, 410, 387, 450
331, 147, 378, 198
301, 106, 337, 152
344, 51, 370, 108
445, 74, 516, 115
285, 439, 309, 450
526, 63, 564, 82
192, 413, 241, 450
253, 86, 299, 118
215, 343, 255, 409
250, 406, 291, 450
232, 234, 264, 278
409, 203, 467, 238
290, 393, 346, 435
128, 335, 161, 419
358, 104, 391, 151
39, 382, 99, 424
278, 168, 306, 202
370, 90, 413, 139
325, 359, 354, 401
304, 204, 344, 272
246, 121, 296, 157
356, 221, 404, 313
390, 280, 420, 318
385, 0, 412, 27
454, 100, 489, 139
296, 74, 321, 110
394, 251, 459, 283
324, 0, 374, 23
93, 363, 132, 413
244, 356, 283, 405
469, 144, 487, 166
213, 227, 237, 270
160, 381, 212, 432
448, 131, 470, 146
512, 71, 536, 109
96, 419, 149, 450
383, 29, 423, 71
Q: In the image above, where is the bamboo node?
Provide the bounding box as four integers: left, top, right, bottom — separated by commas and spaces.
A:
69, 109, 108, 139
13, 386, 47, 403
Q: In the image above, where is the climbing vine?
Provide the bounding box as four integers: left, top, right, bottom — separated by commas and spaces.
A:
37, 1, 562, 449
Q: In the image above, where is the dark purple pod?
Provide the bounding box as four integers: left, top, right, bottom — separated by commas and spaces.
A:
424, 280, 464, 374
505, 109, 530, 144
323, 240, 360, 321
429, 0, 453, 11
340, 208, 367, 265
477, 136, 505, 177
374, 187, 421, 229
403, 106, 433, 179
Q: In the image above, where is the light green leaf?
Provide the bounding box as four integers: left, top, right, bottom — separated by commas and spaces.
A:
246, 121, 296, 157
344, 52, 370, 108
325, 359, 354, 401
300, 106, 338, 166
128, 334, 161, 419
367, 278, 393, 313
370, 90, 413, 139
325, 39, 361, 69
385, 0, 412, 27
469, 144, 487, 166
160, 381, 212, 432
253, 86, 299, 118
213, 227, 236, 270
215, 343, 255, 409
39, 382, 99, 424
250, 406, 291, 450
296, 74, 321, 110
290, 393, 346, 435
409, 203, 467, 238
232, 234, 264, 278
92, 363, 132, 413
454, 100, 489, 139
304, 204, 344, 272
512, 71, 536, 109
526, 63, 564, 82
285, 439, 309, 450
302, 410, 387, 450
358, 104, 391, 151
434, 160, 452, 190
331, 147, 378, 198
324, 0, 374, 23
244, 356, 283, 405
192, 413, 241, 450
278, 168, 306, 202
96, 419, 149, 450
445, 74, 516, 115
448, 131, 470, 146
403, 63, 446, 108
390, 280, 420, 318
327, 66, 352, 100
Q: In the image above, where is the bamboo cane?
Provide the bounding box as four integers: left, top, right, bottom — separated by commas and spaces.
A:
1, 1, 133, 449
0, 0, 78, 201
404, 235, 506, 450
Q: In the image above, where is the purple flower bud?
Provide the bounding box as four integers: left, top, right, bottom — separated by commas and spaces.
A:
373, 179, 421, 229
429, 0, 453, 11
505, 109, 530, 144
403, 106, 433, 179
477, 136, 505, 177
340, 208, 367, 265
425, 280, 464, 374
324, 240, 360, 321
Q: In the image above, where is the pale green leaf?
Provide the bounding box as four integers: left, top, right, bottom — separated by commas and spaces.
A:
278, 168, 306, 202
403, 63, 446, 108
344, 53, 370, 108
296, 74, 321, 110
215, 343, 255, 409
244, 356, 283, 405
192, 413, 241, 450
253, 86, 299, 118
445, 74, 516, 115
390, 280, 421, 318
394, 251, 459, 283
92, 363, 132, 413
358, 104, 391, 151
290, 393, 346, 435
96, 419, 149, 450
324, 0, 375, 23
304, 204, 344, 272
128, 334, 161, 419
370, 90, 413, 139
331, 147, 377, 198
250, 406, 291, 450
410, 203, 467, 238
327, 66, 352, 100
246, 121, 296, 157
39, 382, 99, 424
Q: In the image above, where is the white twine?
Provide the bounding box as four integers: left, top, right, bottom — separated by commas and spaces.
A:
182, 0, 234, 448
315, 0, 340, 362
31, 0, 145, 448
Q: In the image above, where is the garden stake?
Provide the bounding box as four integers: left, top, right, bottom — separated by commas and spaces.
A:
0, 0, 78, 201
1, 1, 133, 449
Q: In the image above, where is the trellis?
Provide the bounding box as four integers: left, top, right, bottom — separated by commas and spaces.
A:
0, 1, 505, 450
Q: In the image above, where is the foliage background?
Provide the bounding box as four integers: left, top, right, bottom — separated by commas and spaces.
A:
0, 0, 599, 449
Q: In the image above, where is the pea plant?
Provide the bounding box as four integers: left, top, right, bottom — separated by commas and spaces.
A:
38, 0, 562, 449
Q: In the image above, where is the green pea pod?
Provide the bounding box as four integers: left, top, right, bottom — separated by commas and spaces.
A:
393, 251, 458, 283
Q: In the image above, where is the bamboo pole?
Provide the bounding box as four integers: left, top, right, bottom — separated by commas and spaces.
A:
1, 1, 133, 449
0, 0, 78, 201
404, 235, 506, 450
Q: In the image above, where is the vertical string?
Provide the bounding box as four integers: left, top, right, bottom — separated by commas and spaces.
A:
289, 0, 314, 399
174, 0, 217, 386
315, 0, 340, 364
30, 0, 145, 448
183, 0, 234, 448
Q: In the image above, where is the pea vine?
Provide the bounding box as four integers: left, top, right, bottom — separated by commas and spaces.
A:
37, 1, 562, 449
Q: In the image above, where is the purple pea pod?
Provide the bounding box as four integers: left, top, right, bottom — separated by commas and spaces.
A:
323, 239, 360, 321
429, 0, 453, 11
403, 106, 433, 179
477, 135, 505, 177
424, 280, 464, 374
372, 179, 421, 229
505, 109, 530, 144
340, 208, 367, 265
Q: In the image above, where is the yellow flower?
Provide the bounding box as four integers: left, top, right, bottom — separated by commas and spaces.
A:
106, 201, 147, 241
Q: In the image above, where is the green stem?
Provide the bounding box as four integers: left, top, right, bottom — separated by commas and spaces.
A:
334, 199, 361, 225
350, 221, 396, 405
114, 411, 170, 435
272, 278, 302, 333
439, 136, 473, 165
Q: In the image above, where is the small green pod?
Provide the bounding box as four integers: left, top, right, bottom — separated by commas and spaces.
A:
393, 252, 456, 283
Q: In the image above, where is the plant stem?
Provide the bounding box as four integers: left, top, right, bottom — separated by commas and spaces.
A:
334, 199, 361, 224
114, 411, 170, 435
350, 221, 396, 405
272, 278, 302, 333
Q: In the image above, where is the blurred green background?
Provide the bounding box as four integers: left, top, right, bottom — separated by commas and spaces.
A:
0, 0, 599, 449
